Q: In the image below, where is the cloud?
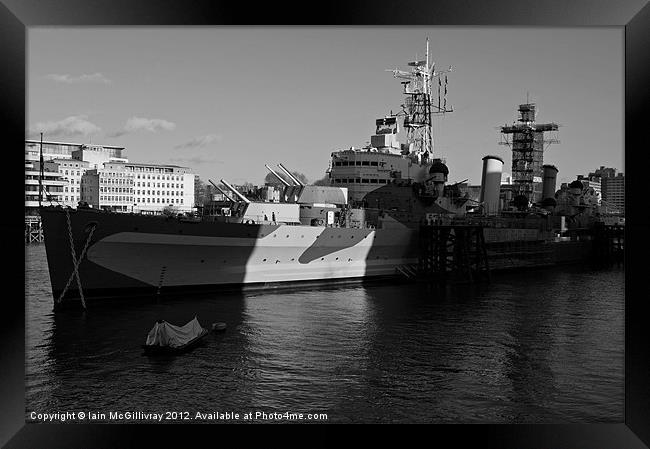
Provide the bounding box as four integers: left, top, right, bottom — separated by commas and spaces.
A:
44, 73, 112, 84
173, 134, 222, 150
169, 156, 224, 166
109, 116, 176, 137
31, 115, 101, 138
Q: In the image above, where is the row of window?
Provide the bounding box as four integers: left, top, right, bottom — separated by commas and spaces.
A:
333, 160, 382, 167
138, 198, 183, 204
135, 174, 183, 180
130, 167, 175, 173
24, 175, 62, 181
100, 177, 133, 184
101, 187, 133, 193
136, 190, 182, 196
331, 178, 389, 184
64, 187, 80, 193
101, 171, 131, 178
25, 194, 56, 201
96, 196, 185, 205
136, 182, 183, 188
29, 186, 63, 192
100, 196, 132, 203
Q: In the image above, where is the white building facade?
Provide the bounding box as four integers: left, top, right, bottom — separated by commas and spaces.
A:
26, 140, 194, 215
81, 163, 135, 212
81, 162, 194, 214
52, 159, 90, 208
25, 140, 128, 210
25, 154, 66, 215
130, 163, 194, 214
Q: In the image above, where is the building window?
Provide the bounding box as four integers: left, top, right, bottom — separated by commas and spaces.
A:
362, 161, 370, 166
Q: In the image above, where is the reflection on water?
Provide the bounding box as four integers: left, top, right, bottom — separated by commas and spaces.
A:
26, 243, 624, 423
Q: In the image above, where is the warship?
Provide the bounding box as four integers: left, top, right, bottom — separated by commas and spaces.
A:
38, 39, 608, 308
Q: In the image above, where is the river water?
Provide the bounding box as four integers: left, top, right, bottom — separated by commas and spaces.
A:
25, 243, 624, 423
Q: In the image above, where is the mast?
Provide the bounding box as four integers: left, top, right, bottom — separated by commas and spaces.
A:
38, 132, 44, 208
388, 38, 452, 164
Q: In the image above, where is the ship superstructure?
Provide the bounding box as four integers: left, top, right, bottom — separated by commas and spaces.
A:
328, 38, 452, 205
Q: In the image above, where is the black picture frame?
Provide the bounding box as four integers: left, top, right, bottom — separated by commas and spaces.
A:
2, 0, 648, 447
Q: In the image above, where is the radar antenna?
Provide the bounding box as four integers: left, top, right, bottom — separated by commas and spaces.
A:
386, 37, 453, 164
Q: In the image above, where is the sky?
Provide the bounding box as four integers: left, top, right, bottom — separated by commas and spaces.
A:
27, 27, 623, 186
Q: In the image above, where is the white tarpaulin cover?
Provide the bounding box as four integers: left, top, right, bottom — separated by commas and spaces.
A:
145, 316, 205, 348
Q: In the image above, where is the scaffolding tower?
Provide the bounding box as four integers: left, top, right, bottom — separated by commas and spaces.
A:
500, 103, 559, 203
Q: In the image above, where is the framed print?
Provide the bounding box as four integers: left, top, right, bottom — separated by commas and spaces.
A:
2, 0, 649, 447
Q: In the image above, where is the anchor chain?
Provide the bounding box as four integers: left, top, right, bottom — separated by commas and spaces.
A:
56, 209, 96, 309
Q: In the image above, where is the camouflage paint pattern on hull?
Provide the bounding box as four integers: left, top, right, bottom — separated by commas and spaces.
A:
40, 207, 418, 301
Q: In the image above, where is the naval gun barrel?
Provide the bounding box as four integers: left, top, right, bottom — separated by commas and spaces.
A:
220, 179, 251, 204
278, 163, 305, 187
264, 164, 291, 187
208, 179, 236, 203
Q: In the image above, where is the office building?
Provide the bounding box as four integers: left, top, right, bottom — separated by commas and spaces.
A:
25, 155, 66, 215
586, 166, 624, 214
602, 173, 625, 214
25, 140, 128, 210
81, 162, 194, 214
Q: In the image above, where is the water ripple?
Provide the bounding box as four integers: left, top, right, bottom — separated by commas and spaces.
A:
25, 244, 623, 423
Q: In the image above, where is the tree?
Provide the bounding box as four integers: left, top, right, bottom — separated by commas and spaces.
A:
162, 205, 179, 216
194, 177, 207, 206
312, 174, 330, 186
264, 171, 309, 186
194, 177, 218, 206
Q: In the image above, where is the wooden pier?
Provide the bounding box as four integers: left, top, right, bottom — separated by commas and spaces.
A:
398, 220, 621, 284
25, 216, 43, 244
416, 224, 490, 284
591, 223, 624, 268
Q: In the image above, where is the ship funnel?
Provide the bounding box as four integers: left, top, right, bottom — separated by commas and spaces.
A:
220, 179, 251, 204
479, 155, 504, 216
265, 164, 291, 187
277, 164, 305, 187
542, 165, 559, 200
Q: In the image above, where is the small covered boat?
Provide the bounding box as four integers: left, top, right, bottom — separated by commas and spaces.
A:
142, 316, 209, 355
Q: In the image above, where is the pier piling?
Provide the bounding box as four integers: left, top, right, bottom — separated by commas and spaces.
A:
417, 224, 490, 284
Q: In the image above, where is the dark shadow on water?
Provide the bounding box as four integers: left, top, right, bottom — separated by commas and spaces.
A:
29, 264, 624, 422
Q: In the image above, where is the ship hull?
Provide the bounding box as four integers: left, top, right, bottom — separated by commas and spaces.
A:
40, 207, 418, 305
